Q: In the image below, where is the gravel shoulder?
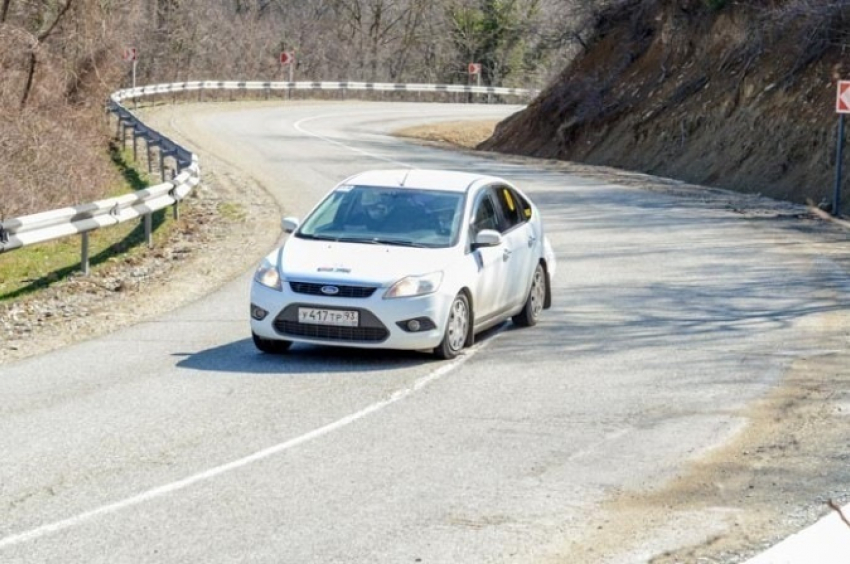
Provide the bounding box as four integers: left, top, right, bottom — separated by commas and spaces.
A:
2, 105, 850, 563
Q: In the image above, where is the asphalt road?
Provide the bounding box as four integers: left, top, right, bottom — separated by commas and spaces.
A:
1, 101, 847, 563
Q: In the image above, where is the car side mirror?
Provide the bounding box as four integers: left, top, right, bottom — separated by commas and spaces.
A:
282, 217, 300, 233
472, 229, 502, 249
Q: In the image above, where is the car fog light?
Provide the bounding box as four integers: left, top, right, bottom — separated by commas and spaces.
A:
251, 305, 269, 320
396, 317, 436, 333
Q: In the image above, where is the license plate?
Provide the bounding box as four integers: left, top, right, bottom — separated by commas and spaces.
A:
298, 307, 359, 327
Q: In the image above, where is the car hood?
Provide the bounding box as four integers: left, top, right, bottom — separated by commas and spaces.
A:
277, 237, 455, 286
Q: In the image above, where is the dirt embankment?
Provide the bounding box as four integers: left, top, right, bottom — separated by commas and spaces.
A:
481, 0, 850, 212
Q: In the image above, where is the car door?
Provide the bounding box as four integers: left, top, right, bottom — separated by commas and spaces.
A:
492, 185, 537, 309
468, 188, 510, 323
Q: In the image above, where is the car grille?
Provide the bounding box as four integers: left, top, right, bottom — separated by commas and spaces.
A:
273, 305, 389, 343
289, 281, 377, 298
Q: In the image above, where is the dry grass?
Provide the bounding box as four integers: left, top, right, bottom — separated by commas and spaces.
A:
0, 106, 121, 219
394, 120, 499, 149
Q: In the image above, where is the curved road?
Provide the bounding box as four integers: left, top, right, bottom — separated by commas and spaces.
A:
1, 102, 847, 563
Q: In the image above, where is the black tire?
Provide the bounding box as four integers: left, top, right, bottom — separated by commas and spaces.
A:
512, 263, 547, 327
434, 293, 470, 360
252, 332, 292, 354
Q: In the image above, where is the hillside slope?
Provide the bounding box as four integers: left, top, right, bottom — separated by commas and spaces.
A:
481, 0, 850, 212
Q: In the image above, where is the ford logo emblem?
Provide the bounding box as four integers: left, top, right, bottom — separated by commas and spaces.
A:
321, 285, 340, 295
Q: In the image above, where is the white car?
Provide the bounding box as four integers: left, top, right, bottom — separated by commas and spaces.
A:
250, 169, 556, 359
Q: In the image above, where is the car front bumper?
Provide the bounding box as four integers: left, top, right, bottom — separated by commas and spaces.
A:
250, 281, 453, 351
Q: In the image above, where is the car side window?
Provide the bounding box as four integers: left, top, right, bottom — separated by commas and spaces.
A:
493, 186, 528, 232
472, 193, 499, 234
516, 190, 533, 221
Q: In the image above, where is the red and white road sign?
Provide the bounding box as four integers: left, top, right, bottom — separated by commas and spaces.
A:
468, 62, 481, 75
123, 47, 137, 62
280, 51, 294, 65
837, 80, 850, 113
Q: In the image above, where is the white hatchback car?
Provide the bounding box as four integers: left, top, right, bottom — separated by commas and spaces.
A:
250, 169, 556, 359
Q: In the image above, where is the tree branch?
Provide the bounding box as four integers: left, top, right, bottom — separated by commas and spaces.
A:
38, 0, 75, 42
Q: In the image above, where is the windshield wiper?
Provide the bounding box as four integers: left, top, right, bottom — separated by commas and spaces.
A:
296, 233, 339, 241
341, 237, 427, 248
370, 238, 428, 248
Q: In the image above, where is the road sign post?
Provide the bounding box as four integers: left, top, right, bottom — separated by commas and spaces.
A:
468, 63, 481, 103
468, 63, 481, 83
836, 114, 845, 217
123, 47, 138, 90
280, 52, 295, 83
834, 80, 850, 216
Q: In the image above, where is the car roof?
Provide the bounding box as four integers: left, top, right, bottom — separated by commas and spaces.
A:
341, 169, 506, 194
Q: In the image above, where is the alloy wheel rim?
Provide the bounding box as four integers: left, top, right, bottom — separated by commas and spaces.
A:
447, 298, 468, 351
531, 266, 545, 318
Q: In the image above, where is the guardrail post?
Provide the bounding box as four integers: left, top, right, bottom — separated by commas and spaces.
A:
144, 213, 153, 248
835, 113, 845, 217
81, 232, 90, 276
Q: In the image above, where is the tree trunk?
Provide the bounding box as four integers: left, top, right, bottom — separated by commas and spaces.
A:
1, 0, 12, 23
20, 51, 37, 108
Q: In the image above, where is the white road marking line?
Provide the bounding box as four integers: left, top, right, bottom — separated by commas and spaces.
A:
294, 113, 417, 167
292, 107, 522, 167
0, 344, 493, 549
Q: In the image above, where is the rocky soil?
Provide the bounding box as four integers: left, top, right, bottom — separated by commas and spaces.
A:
481, 2, 850, 214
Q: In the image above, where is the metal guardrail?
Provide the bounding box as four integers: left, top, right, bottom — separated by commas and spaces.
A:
111, 80, 538, 102
0, 79, 532, 274
0, 97, 199, 274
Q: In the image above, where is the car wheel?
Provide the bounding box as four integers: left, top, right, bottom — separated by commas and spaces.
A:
252, 332, 292, 354
434, 293, 470, 360
513, 263, 546, 327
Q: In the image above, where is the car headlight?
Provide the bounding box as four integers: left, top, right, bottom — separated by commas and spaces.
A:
384, 272, 443, 299
254, 258, 283, 291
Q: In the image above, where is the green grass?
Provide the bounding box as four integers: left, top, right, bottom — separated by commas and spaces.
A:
0, 144, 174, 302
218, 201, 247, 222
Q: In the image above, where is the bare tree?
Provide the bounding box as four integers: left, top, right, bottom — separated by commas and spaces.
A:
19, 0, 75, 107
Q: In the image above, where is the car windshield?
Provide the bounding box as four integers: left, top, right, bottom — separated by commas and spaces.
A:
296, 185, 465, 248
